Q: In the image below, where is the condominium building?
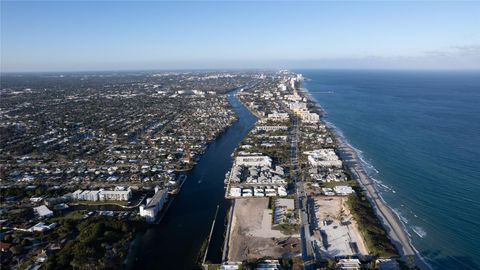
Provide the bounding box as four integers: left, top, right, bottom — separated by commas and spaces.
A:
139, 186, 168, 223
99, 190, 132, 201
235, 155, 272, 167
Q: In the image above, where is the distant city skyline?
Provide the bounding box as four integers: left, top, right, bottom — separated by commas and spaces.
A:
1, 1, 479, 72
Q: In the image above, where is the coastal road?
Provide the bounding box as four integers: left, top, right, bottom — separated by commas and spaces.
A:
289, 114, 316, 270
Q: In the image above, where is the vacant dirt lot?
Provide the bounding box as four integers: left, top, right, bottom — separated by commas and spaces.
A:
227, 198, 300, 262
312, 196, 368, 257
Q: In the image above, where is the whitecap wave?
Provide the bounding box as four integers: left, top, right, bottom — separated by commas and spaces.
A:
371, 177, 395, 192
393, 208, 409, 224
412, 226, 427, 238
302, 80, 434, 270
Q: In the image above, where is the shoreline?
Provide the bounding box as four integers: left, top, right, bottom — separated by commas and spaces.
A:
298, 82, 431, 269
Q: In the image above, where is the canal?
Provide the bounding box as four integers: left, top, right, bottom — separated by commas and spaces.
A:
133, 90, 257, 269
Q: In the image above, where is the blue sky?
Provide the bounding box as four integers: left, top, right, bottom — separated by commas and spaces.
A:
1, 1, 479, 71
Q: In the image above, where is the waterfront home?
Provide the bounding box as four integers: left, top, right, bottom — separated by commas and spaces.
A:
139, 186, 168, 223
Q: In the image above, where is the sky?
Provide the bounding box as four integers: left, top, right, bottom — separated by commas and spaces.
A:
1, 1, 480, 72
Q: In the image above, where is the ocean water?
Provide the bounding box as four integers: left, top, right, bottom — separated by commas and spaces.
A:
298, 70, 480, 270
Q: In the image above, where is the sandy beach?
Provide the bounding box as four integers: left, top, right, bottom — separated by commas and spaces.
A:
335, 130, 431, 269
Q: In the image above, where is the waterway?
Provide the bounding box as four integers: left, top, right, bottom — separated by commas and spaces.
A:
133, 90, 257, 269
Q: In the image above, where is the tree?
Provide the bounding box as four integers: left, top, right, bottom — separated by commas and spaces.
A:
10, 245, 23, 255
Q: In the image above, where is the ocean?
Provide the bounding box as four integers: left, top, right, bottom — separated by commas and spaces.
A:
298, 70, 480, 270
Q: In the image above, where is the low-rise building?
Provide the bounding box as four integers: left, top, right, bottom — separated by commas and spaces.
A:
337, 259, 361, 270
267, 112, 289, 121
29, 222, 57, 232
235, 156, 272, 167
255, 125, 288, 132
33, 205, 53, 218
80, 190, 100, 201
304, 149, 342, 168
99, 189, 131, 201
334, 185, 354, 196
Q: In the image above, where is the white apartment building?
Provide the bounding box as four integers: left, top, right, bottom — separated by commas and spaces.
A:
300, 111, 320, 123
334, 186, 355, 196
289, 102, 307, 112
235, 156, 272, 167
267, 112, 289, 121
255, 125, 288, 132
304, 149, 343, 168
99, 189, 132, 201
80, 190, 101, 201
139, 186, 168, 223
72, 188, 131, 201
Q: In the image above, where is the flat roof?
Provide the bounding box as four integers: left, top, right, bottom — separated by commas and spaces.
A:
145, 189, 167, 208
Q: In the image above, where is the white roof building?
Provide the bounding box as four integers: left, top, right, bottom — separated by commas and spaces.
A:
277, 186, 287, 196
139, 186, 168, 223
33, 205, 53, 218
29, 222, 56, 232
229, 187, 241, 197
255, 125, 288, 132
337, 259, 361, 270
334, 186, 355, 196
99, 190, 131, 201
300, 111, 320, 123
304, 149, 342, 168
267, 112, 289, 121
235, 156, 272, 167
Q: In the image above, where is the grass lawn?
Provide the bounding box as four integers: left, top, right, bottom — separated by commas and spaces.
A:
77, 200, 128, 206
273, 223, 300, 235
49, 210, 86, 222
320, 179, 358, 189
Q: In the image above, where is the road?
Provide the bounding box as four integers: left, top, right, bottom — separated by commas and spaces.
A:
289, 114, 316, 270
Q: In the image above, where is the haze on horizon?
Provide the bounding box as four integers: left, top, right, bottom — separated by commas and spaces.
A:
1, 1, 479, 72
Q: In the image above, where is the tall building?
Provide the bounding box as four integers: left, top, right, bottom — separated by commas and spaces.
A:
139, 186, 168, 223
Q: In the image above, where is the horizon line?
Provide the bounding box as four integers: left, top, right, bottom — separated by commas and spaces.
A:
2, 67, 480, 74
